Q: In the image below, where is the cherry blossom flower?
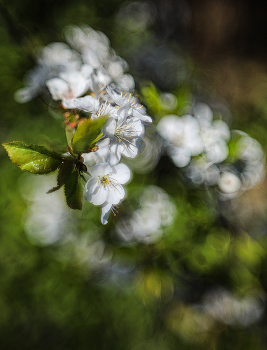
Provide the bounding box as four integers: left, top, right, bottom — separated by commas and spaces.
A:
46, 66, 92, 109
106, 86, 152, 123
116, 186, 177, 244
218, 170, 242, 196
73, 96, 118, 120
157, 114, 203, 167
15, 42, 82, 103
103, 104, 144, 165
85, 162, 131, 224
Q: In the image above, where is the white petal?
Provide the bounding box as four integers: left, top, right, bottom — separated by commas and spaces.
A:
14, 87, 37, 103
74, 95, 99, 112
121, 141, 139, 158
80, 64, 94, 78
60, 71, 89, 98
213, 120, 231, 142
109, 143, 124, 165
82, 48, 101, 68
206, 140, 229, 163
126, 118, 144, 137
157, 115, 184, 142
85, 178, 108, 205
90, 162, 112, 177
106, 183, 125, 204
111, 163, 131, 184
117, 104, 130, 124
218, 171, 242, 194
194, 103, 213, 123
103, 118, 116, 137
101, 202, 113, 225
106, 86, 125, 105
46, 78, 69, 101
62, 98, 77, 109
87, 184, 108, 205
169, 146, 191, 168
132, 109, 152, 123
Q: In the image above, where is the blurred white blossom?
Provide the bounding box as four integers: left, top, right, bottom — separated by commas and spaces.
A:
116, 185, 177, 244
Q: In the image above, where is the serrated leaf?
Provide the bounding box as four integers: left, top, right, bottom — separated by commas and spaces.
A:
72, 116, 107, 154
3, 141, 62, 174
64, 169, 83, 210
47, 160, 75, 193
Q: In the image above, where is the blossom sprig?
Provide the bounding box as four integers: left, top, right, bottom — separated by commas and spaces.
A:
4, 25, 153, 225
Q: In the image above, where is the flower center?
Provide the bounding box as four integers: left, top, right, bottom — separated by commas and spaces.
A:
99, 175, 111, 188
114, 122, 137, 142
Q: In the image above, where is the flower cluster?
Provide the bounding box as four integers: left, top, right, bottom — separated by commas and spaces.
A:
12, 25, 152, 224
157, 102, 265, 199
15, 25, 135, 104
8, 24, 266, 227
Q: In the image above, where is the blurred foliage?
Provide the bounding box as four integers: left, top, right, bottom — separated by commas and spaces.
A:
1, 1, 267, 350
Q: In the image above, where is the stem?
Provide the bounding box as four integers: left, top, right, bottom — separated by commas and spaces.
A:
91, 132, 105, 145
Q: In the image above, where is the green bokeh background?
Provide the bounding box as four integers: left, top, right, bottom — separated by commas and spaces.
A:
1, 0, 267, 349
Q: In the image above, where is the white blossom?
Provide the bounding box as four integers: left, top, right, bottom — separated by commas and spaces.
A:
106, 86, 152, 123
103, 104, 144, 165
186, 158, 220, 186
36, 42, 81, 71
200, 120, 230, 164
116, 185, 177, 244
85, 162, 131, 224
157, 114, 203, 167
73, 96, 118, 121
218, 171, 242, 195
46, 67, 92, 108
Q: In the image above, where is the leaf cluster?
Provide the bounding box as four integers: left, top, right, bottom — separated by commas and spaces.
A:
2, 116, 108, 210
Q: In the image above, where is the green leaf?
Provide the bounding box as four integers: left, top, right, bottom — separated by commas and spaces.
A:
72, 116, 108, 154
65, 126, 76, 147
64, 169, 83, 210
3, 141, 62, 174
140, 83, 162, 115
47, 160, 75, 193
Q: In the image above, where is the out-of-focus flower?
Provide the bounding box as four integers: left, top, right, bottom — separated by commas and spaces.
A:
46, 66, 92, 108
186, 158, 220, 186
20, 174, 76, 246
202, 288, 265, 327
200, 120, 230, 164
116, 1, 156, 32
15, 42, 82, 103
64, 25, 110, 65
64, 25, 134, 92
235, 133, 266, 190
157, 114, 203, 167
218, 170, 242, 195
116, 185, 177, 243
73, 95, 100, 113
193, 103, 230, 163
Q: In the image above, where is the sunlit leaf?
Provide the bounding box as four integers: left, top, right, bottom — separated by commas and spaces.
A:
3, 141, 62, 174
72, 116, 107, 154
140, 83, 162, 115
